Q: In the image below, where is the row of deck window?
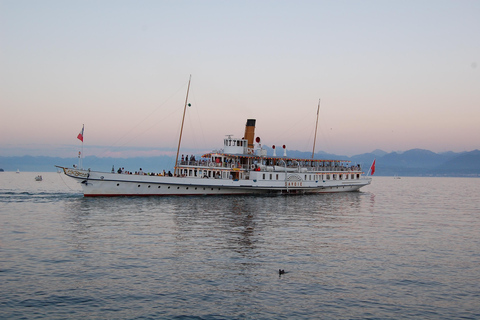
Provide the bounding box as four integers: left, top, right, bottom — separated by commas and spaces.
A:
178, 168, 244, 180
260, 173, 361, 180
178, 168, 362, 181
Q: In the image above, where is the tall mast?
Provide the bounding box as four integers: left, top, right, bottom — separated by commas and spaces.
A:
174, 75, 192, 175
311, 99, 320, 159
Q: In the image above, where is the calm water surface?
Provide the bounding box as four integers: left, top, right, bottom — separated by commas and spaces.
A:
1, 172, 479, 319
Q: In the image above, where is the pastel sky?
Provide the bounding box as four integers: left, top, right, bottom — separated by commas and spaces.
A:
1, 0, 479, 158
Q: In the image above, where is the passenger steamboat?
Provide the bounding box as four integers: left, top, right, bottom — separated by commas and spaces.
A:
57, 118, 371, 197
57, 77, 372, 196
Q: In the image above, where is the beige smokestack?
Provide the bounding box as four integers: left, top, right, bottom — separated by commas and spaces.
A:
244, 119, 256, 149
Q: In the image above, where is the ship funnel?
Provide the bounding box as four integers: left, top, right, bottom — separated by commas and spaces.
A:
244, 119, 256, 149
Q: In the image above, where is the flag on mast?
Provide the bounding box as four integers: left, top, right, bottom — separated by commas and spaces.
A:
77, 125, 84, 142
370, 159, 376, 175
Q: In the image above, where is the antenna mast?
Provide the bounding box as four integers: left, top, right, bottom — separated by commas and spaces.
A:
174, 75, 192, 176
311, 99, 320, 159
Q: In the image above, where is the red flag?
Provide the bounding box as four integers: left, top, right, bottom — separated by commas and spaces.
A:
77, 125, 84, 142
370, 159, 376, 175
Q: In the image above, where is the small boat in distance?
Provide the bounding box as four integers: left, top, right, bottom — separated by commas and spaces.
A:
35, 175, 43, 181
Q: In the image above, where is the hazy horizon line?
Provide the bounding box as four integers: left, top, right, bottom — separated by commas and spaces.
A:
1, 146, 478, 159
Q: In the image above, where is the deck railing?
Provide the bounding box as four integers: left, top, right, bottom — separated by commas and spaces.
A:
179, 160, 361, 173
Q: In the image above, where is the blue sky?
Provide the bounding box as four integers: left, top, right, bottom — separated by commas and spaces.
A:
1, 0, 479, 158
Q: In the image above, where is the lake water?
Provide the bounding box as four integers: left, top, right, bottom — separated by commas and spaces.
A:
1, 172, 479, 319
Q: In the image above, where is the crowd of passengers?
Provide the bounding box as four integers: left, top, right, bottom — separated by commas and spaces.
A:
114, 166, 173, 176
265, 160, 362, 171
111, 154, 362, 177
180, 154, 197, 164
179, 155, 363, 172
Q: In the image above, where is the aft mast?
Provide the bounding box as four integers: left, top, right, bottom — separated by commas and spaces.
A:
311, 99, 320, 159
174, 75, 192, 176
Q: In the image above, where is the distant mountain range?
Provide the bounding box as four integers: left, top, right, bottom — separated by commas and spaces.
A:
1, 149, 479, 177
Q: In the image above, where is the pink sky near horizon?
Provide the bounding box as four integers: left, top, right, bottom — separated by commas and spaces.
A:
1, 1, 479, 158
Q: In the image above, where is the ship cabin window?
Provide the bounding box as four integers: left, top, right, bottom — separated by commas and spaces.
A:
326, 174, 330, 180
269, 174, 272, 180
262, 173, 265, 180
357, 174, 360, 179
345, 174, 348, 180
351, 174, 354, 179
276, 174, 279, 180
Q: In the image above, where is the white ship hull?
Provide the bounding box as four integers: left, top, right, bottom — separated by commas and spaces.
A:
58, 167, 371, 197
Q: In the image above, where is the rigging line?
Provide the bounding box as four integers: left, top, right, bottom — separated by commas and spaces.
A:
58, 170, 77, 191
92, 80, 189, 160
115, 107, 181, 151
181, 86, 197, 152
303, 126, 315, 155
88, 106, 181, 165
110, 83, 186, 147
312, 99, 320, 159
173, 85, 208, 157
190, 87, 208, 151
184, 88, 207, 153
184, 108, 198, 152
174, 75, 192, 173
319, 125, 333, 155
318, 111, 333, 154
273, 111, 313, 143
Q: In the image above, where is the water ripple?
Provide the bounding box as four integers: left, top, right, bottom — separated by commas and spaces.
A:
1, 175, 480, 319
